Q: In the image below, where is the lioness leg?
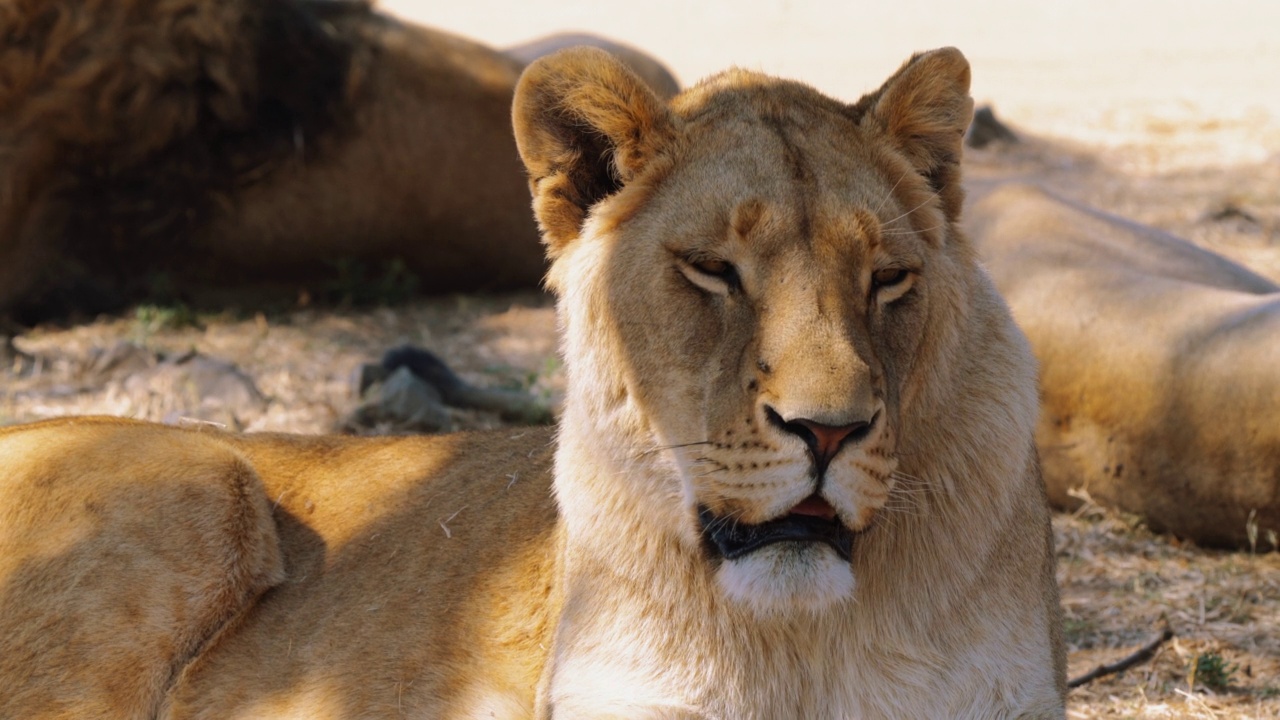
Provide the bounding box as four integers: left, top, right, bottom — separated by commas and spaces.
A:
0, 418, 282, 719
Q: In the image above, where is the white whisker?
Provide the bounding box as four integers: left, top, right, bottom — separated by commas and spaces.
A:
872, 170, 910, 215
634, 439, 713, 458
881, 187, 942, 227
880, 222, 947, 237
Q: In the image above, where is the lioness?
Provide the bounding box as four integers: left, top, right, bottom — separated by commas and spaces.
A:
0, 48, 1065, 718
966, 182, 1280, 548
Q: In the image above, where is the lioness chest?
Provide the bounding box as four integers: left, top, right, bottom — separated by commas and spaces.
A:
542, 560, 1062, 720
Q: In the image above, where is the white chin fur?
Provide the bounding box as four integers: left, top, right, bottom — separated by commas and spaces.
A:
715, 542, 855, 617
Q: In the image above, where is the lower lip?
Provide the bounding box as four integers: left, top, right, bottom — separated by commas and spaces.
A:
698, 505, 855, 562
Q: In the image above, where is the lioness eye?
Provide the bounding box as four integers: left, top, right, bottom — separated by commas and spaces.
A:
681, 255, 741, 293
694, 258, 733, 278
872, 267, 909, 290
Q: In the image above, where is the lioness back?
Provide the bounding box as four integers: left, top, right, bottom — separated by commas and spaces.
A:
171, 427, 560, 718
966, 183, 1280, 547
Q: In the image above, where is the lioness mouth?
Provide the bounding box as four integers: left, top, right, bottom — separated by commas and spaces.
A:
698, 496, 853, 562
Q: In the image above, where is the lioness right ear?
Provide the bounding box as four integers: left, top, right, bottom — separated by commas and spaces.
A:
848, 47, 974, 222
512, 47, 677, 257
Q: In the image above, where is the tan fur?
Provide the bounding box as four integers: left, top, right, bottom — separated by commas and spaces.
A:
505, 33, 681, 101
0, 0, 676, 319
966, 183, 1280, 548
0, 49, 1064, 718
0, 417, 283, 719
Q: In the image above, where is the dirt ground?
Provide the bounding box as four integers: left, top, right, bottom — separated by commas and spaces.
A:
5, 5, 1280, 717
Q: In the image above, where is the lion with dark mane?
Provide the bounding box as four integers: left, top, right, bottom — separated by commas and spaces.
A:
0, 0, 678, 322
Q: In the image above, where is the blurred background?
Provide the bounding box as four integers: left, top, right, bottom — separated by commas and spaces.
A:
388, 0, 1280, 169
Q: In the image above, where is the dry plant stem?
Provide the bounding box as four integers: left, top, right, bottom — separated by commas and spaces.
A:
1068, 626, 1175, 689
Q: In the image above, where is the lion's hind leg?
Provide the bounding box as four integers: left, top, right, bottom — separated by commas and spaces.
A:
0, 417, 283, 719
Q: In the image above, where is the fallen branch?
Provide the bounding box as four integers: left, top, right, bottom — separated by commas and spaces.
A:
1068, 625, 1175, 689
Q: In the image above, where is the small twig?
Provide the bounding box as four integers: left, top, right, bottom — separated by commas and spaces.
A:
437, 506, 467, 539
1068, 625, 1175, 689
174, 416, 227, 430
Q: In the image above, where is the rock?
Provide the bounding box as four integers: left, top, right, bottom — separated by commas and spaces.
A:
381, 345, 552, 424
966, 105, 1019, 149
340, 345, 553, 435
341, 366, 451, 434
0, 321, 41, 376
85, 341, 156, 378
121, 352, 267, 430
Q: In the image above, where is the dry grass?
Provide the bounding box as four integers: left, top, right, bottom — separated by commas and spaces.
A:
1058, 502, 1280, 718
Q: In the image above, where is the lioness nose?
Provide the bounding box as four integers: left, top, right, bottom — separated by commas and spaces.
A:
765, 407, 876, 473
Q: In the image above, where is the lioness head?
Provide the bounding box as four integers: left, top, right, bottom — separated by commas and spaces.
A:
515, 48, 1024, 617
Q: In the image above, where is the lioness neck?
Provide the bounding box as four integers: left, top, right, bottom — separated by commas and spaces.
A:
545, 381, 1057, 719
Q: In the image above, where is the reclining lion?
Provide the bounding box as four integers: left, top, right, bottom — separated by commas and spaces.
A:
0, 0, 677, 321
0, 48, 1065, 718
966, 183, 1280, 548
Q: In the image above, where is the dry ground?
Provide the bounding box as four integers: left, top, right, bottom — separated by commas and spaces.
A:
4, 115, 1279, 719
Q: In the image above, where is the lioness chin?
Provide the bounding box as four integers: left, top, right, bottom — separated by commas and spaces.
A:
0, 47, 1065, 718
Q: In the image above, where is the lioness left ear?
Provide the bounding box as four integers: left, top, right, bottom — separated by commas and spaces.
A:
849, 47, 974, 221
513, 47, 678, 258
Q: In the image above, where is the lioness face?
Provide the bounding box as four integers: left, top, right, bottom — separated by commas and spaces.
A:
517, 49, 974, 615
611, 113, 955, 614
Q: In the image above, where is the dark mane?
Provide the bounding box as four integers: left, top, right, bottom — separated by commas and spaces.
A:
0, 0, 370, 321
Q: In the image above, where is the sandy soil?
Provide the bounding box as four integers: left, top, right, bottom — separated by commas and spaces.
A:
5, 4, 1280, 717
